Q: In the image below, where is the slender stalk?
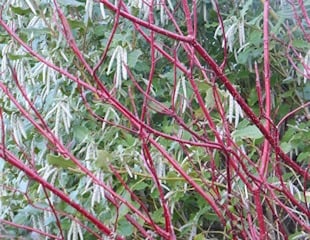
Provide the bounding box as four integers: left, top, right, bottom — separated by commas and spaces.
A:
260, 0, 271, 179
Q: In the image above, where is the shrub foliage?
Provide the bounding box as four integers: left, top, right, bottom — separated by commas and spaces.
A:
0, 0, 309, 239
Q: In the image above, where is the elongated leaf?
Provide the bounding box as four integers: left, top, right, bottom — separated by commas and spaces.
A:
232, 125, 263, 139
10, 6, 32, 15
47, 154, 76, 169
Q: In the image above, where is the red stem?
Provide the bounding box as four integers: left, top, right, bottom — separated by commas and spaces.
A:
181, 0, 193, 36
259, 0, 271, 179
254, 62, 264, 117
253, 189, 266, 239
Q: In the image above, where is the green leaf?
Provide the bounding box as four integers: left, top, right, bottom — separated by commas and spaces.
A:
232, 125, 263, 139
94, 25, 105, 37
204, 22, 219, 28
197, 80, 210, 92
204, 87, 215, 110
302, 83, 310, 100
151, 208, 165, 224
249, 30, 262, 47
47, 154, 76, 169
127, 49, 143, 68
73, 125, 89, 141
122, 132, 136, 146
10, 6, 32, 15
21, 205, 41, 214
13, 212, 27, 224
7, 53, 27, 60
194, 233, 206, 240
119, 192, 131, 218
117, 218, 134, 236
68, 19, 85, 30
237, 48, 251, 64
131, 181, 148, 191
95, 150, 112, 170
292, 39, 309, 49
296, 152, 309, 163
280, 142, 292, 154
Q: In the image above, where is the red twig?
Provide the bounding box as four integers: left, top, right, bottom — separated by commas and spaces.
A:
254, 62, 264, 117
259, 0, 271, 184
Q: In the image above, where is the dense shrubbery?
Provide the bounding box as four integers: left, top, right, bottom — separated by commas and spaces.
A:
0, 0, 309, 239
